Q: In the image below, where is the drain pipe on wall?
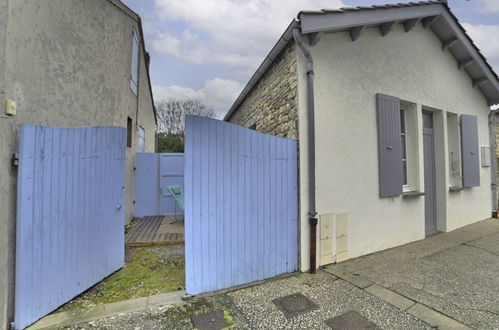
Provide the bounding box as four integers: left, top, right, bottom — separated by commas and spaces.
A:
489, 109, 499, 218
293, 27, 318, 273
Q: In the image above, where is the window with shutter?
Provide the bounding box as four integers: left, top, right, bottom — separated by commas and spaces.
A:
376, 93, 404, 197
130, 29, 140, 95
460, 114, 480, 187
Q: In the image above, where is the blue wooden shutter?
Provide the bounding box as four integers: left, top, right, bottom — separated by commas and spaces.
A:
376, 93, 403, 197
461, 114, 480, 187
130, 30, 139, 95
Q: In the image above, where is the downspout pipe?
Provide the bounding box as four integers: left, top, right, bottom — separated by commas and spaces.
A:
293, 27, 318, 273
489, 109, 499, 217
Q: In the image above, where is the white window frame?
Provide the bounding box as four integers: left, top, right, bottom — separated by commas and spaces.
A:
401, 107, 410, 192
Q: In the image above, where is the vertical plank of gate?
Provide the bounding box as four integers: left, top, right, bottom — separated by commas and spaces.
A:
48, 128, 59, 310
244, 126, 252, 285
230, 123, 238, 288
276, 137, 283, 276
282, 139, 289, 272
213, 119, 222, 290
205, 119, 218, 290
190, 116, 200, 293
256, 129, 264, 280
262, 133, 270, 279
289, 140, 298, 270
66, 129, 81, 294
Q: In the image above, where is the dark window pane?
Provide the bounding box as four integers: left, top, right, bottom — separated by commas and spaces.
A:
400, 109, 406, 133
423, 111, 433, 129
402, 160, 407, 185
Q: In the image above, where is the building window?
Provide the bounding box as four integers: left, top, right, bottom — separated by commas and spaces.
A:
127, 117, 133, 148
447, 112, 461, 187
401, 109, 408, 186
130, 29, 140, 95
138, 126, 145, 152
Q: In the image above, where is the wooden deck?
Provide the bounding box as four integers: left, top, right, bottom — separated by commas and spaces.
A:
125, 215, 184, 247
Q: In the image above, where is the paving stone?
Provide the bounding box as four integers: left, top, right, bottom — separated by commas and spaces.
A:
406, 304, 471, 329
365, 284, 415, 311
191, 310, 227, 330
103, 297, 147, 315
326, 268, 373, 289
272, 293, 318, 318
324, 311, 381, 329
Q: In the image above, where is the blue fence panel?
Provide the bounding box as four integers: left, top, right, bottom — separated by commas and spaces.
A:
184, 116, 298, 295
134, 153, 184, 217
14, 125, 126, 329
159, 153, 184, 215
135, 153, 159, 217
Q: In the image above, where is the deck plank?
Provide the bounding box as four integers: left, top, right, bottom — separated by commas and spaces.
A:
125, 215, 184, 247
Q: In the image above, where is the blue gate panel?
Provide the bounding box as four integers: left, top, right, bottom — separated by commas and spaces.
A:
159, 154, 184, 215
135, 153, 159, 217
14, 125, 126, 329
184, 116, 298, 295
134, 153, 184, 217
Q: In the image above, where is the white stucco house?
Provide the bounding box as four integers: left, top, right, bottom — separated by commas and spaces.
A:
225, 0, 499, 272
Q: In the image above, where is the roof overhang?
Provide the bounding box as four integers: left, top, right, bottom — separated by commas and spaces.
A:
224, 1, 499, 121
299, 3, 499, 107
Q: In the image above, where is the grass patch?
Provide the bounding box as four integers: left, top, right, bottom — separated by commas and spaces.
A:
58, 246, 185, 312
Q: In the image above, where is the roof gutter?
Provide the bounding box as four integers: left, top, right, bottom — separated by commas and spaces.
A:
293, 27, 318, 274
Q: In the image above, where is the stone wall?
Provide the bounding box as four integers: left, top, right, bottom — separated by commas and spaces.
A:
228, 43, 299, 139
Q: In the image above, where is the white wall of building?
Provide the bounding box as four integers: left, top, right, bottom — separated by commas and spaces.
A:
297, 23, 492, 271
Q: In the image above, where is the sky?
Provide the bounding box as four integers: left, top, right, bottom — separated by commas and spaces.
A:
120, 0, 499, 117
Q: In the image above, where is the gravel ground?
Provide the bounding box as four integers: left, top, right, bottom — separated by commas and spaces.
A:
227, 270, 431, 330
64, 270, 431, 330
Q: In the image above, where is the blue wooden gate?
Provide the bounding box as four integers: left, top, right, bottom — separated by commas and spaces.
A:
184, 116, 298, 295
135, 153, 184, 217
14, 125, 126, 329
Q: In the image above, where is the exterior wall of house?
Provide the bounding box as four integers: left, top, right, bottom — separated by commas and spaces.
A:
228, 44, 299, 139
297, 23, 492, 271
0, 1, 155, 328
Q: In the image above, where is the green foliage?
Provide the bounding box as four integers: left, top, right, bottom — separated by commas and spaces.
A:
157, 133, 184, 153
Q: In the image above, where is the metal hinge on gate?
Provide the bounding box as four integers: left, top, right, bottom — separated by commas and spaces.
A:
12, 152, 19, 167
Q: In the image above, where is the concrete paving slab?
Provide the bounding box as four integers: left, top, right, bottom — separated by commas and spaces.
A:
27, 291, 185, 330
103, 297, 148, 315
365, 284, 415, 311
326, 268, 373, 289
147, 291, 185, 307
328, 218, 499, 329
406, 304, 470, 329
26, 311, 71, 330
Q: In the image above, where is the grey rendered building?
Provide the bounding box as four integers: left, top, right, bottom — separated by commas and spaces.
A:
0, 1, 156, 328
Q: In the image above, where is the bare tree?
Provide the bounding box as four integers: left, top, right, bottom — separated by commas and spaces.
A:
156, 98, 216, 134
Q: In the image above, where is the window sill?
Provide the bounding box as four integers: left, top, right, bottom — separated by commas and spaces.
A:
449, 186, 464, 192
402, 191, 425, 198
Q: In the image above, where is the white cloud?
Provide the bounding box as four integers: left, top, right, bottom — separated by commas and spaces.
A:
153, 78, 243, 117
474, 0, 499, 13
462, 23, 499, 72
152, 0, 345, 74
